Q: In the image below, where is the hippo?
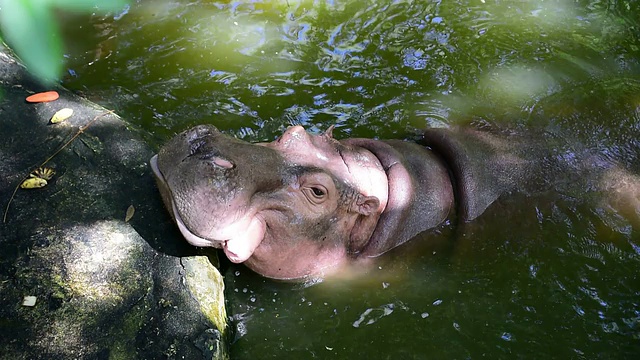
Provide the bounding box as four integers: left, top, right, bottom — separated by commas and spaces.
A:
150, 124, 638, 280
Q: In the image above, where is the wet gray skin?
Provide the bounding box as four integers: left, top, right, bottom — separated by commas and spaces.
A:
151, 125, 462, 279
151, 124, 536, 280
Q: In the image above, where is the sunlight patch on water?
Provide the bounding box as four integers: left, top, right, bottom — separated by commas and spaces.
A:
134, 0, 183, 19
478, 65, 558, 106
469, 0, 580, 35
190, 12, 276, 64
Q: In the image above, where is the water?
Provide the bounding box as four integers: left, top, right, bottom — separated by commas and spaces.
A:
59, 0, 640, 358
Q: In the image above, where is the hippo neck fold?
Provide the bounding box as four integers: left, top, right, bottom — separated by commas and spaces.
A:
422, 127, 531, 222
342, 128, 531, 258
341, 138, 455, 257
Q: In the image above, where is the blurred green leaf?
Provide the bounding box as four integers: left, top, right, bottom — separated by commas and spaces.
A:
47, 0, 129, 12
0, 0, 128, 82
0, 0, 63, 82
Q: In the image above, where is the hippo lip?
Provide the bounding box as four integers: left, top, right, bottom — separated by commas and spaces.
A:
221, 242, 242, 263
171, 200, 258, 263
172, 202, 224, 249
151, 155, 223, 248
152, 154, 257, 260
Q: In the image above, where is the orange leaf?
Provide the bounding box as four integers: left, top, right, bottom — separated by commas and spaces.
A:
26, 91, 59, 103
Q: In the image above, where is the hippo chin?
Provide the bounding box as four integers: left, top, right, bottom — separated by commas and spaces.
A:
151, 124, 531, 280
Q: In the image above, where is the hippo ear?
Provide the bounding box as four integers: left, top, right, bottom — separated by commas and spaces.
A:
323, 125, 335, 139
348, 195, 380, 255
353, 195, 379, 216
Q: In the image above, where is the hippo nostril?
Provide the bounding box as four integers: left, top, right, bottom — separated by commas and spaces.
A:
188, 147, 235, 169
183, 125, 233, 168
185, 125, 220, 143
189, 139, 207, 156
194, 125, 214, 137
212, 157, 234, 169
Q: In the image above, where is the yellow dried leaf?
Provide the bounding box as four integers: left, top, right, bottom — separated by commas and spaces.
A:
32, 167, 55, 180
50, 108, 73, 124
125, 205, 135, 222
21, 177, 47, 189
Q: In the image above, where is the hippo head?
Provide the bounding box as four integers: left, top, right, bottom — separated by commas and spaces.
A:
151, 125, 390, 279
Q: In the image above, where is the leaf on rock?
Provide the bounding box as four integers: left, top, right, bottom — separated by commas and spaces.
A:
50, 107, 73, 123
20, 177, 47, 189
22, 296, 37, 307
125, 204, 135, 222
26, 91, 59, 103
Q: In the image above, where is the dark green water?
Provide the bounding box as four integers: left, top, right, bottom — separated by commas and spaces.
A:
59, 0, 640, 358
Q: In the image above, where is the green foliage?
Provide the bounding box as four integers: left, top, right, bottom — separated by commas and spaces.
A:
0, 0, 128, 83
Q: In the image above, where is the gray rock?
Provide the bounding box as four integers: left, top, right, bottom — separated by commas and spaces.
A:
0, 48, 228, 359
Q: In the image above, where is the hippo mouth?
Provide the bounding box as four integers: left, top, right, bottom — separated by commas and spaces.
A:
150, 155, 262, 263
150, 155, 223, 248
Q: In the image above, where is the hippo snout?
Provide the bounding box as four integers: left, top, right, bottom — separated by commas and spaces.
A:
187, 138, 235, 169
181, 125, 236, 169
184, 124, 219, 142
152, 125, 290, 250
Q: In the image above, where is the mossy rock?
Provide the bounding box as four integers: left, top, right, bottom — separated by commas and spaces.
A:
0, 50, 228, 359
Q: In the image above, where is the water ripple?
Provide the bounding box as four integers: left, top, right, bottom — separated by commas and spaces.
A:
352, 303, 395, 328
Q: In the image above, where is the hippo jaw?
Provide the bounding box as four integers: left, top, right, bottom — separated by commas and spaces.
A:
150, 124, 289, 264
150, 155, 219, 248
151, 154, 267, 263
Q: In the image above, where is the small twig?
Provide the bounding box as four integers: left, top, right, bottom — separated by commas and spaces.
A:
3, 110, 115, 223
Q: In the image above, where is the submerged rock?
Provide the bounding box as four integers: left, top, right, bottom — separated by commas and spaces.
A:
0, 49, 228, 359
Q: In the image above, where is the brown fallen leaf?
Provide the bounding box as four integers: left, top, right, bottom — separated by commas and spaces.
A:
125, 205, 135, 222
32, 167, 55, 180
26, 91, 59, 103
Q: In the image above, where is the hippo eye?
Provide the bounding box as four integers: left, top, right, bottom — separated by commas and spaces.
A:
299, 173, 333, 205
303, 185, 328, 204
311, 187, 325, 197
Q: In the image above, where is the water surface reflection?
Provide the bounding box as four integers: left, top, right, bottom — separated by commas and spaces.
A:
59, 0, 640, 358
